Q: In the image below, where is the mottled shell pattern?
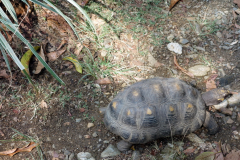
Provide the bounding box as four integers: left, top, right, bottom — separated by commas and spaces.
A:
104, 77, 206, 144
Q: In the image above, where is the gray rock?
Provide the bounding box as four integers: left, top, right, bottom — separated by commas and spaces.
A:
179, 38, 189, 45
76, 118, 81, 123
69, 153, 75, 160
64, 150, 71, 155
92, 132, 98, 138
232, 112, 237, 119
101, 144, 121, 158
216, 32, 222, 38
194, 46, 205, 52
188, 65, 210, 76
167, 34, 174, 42
77, 152, 95, 160
132, 150, 141, 160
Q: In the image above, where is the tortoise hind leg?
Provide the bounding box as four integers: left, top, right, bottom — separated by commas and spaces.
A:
117, 140, 132, 152
203, 111, 219, 134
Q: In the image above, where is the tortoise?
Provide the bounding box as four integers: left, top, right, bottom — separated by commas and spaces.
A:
100, 77, 231, 152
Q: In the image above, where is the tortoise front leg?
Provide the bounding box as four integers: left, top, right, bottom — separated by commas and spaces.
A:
203, 111, 219, 134
117, 140, 132, 152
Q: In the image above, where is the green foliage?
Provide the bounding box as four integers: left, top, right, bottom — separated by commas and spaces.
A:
0, 0, 95, 86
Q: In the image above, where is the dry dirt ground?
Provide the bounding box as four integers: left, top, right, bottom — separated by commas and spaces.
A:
1, 0, 240, 159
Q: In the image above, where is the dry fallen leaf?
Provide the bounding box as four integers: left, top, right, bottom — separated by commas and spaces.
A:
40, 100, 48, 108
63, 122, 71, 126
57, 39, 68, 50
0, 70, 10, 79
0, 142, 38, 157
62, 57, 82, 74
169, 0, 181, 11
0, 130, 4, 137
21, 46, 40, 75
33, 46, 45, 74
47, 49, 66, 61
95, 77, 112, 84
206, 74, 218, 91
195, 152, 215, 160
74, 43, 84, 56
225, 150, 240, 160
183, 147, 196, 154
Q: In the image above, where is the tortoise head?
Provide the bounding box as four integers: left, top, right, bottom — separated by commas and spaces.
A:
202, 88, 230, 106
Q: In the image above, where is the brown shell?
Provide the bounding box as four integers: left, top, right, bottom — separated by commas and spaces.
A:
104, 77, 206, 144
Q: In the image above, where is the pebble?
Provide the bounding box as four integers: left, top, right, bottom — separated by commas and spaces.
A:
167, 43, 182, 54
227, 118, 234, 124
79, 135, 83, 139
194, 46, 205, 52
147, 53, 162, 67
232, 112, 237, 119
101, 144, 121, 158
87, 123, 94, 128
76, 118, 82, 123
188, 65, 210, 76
84, 135, 90, 139
179, 38, 189, 44
77, 152, 95, 160
103, 140, 109, 144
64, 150, 71, 156
92, 132, 98, 138
132, 150, 141, 160
69, 153, 74, 160
167, 34, 174, 42
216, 32, 222, 38
237, 112, 240, 122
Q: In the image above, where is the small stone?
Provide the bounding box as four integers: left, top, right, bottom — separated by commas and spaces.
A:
216, 32, 222, 38
103, 140, 109, 144
77, 152, 95, 160
46, 137, 51, 141
132, 150, 141, 160
167, 43, 182, 54
69, 153, 74, 160
188, 65, 210, 76
194, 46, 205, 52
64, 150, 71, 156
148, 53, 162, 67
179, 38, 189, 45
92, 132, 98, 138
79, 135, 83, 139
237, 112, 240, 122
84, 135, 90, 139
232, 112, 237, 119
227, 118, 234, 124
76, 118, 81, 123
167, 34, 174, 42
101, 144, 121, 158
87, 123, 94, 128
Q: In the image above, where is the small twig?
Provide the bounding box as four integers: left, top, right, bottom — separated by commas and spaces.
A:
173, 55, 194, 78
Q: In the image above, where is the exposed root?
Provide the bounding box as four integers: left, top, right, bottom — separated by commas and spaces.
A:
173, 55, 194, 78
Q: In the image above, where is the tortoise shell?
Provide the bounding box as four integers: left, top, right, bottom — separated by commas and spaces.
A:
104, 77, 206, 144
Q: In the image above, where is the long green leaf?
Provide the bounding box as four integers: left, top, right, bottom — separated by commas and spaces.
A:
0, 23, 65, 85
29, 0, 58, 13
0, 47, 11, 71
0, 33, 25, 70
2, 0, 18, 23
66, 0, 96, 32
42, 0, 81, 40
